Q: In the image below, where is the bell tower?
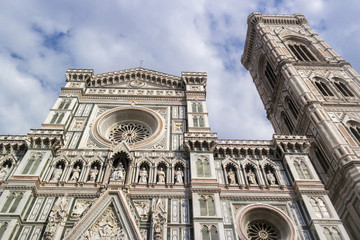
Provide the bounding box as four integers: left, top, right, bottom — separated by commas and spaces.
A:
242, 13, 360, 239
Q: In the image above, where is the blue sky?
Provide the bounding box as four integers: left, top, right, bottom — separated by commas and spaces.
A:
0, 0, 359, 140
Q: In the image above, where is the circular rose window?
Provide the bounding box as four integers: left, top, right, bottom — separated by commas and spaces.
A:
236, 204, 297, 240
108, 122, 151, 144
92, 107, 164, 148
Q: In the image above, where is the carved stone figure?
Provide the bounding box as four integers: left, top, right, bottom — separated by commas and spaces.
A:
266, 170, 276, 185
139, 167, 148, 184
71, 200, 91, 218
247, 169, 257, 184
157, 167, 165, 183
51, 165, 63, 182
44, 195, 68, 239
110, 163, 125, 181
81, 206, 127, 240
70, 166, 81, 181
0, 164, 10, 181
134, 201, 149, 220
175, 167, 184, 184
227, 169, 236, 184
89, 166, 98, 182
152, 198, 167, 240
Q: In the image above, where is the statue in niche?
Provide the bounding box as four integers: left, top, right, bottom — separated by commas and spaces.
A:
157, 167, 165, 183
227, 168, 237, 184
266, 169, 276, 185
89, 166, 98, 182
0, 164, 10, 181
51, 165, 63, 182
175, 167, 184, 184
139, 167, 148, 184
110, 163, 125, 181
247, 169, 257, 184
70, 166, 81, 182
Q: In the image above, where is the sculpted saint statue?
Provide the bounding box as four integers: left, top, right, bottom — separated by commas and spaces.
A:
227, 169, 236, 184
51, 165, 63, 182
175, 167, 184, 184
89, 166, 98, 182
139, 167, 148, 183
266, 170, 276, 185
70, 166, 81, 181
0, 164, 10, 181
110, 163, 125, 181
157, 167, 165, 183
247, 169, 256, 184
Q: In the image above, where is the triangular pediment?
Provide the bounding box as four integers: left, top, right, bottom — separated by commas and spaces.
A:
65, 191, 141, 240
89, 67, 184, 90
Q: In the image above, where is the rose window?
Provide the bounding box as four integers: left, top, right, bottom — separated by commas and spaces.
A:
247, 221, 280, 240
108, 122, 151, 144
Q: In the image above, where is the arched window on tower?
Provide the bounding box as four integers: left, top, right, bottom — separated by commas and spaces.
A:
347, 121, 360, 144
294, 158, 312, 179
310, 197, 330, 218
286, 96, 299, 119
333, 80, 354, 97
201, 225, 218, 240
264, 61, 277, 89
199, 195, 215, 216
288, 43, 317, 61
313, 78, 334, 97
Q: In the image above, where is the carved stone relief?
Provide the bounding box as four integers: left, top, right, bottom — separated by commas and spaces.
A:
71, 199, 92, 219
81, 206, 127, 240
134, 200, 150, 221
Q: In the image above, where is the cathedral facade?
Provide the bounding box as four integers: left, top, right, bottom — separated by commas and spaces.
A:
0, 13, 356, 240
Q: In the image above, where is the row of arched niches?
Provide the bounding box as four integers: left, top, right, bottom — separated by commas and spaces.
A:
0, 150, 289, 188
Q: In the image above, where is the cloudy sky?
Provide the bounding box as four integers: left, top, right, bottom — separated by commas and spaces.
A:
0, 0, 359, 140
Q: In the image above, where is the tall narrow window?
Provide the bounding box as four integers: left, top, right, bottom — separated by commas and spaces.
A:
202, 226, 210, 240
193, 116, 199, 127
282, 112, 294, 133
315, 147, 330, 174
286, 96, 299, 119
58, 101, 65, 109
192, 103, 197, 112
199, 116, 205, 127
264, 62, 276, 88
198, 103, 203, 112
22, 156, 35, 174
1, 193, 15, 212
51, 113, 59, 124
64, 100, 71, 109
57, 113, 64, 124
9, 193, 23, 213
334, 81, 354, 97
210, 226, 218, 240
288, 44, 316, 61
0, 222, 7, 239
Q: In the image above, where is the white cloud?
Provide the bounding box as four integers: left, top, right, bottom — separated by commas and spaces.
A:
0, 0, 359, 140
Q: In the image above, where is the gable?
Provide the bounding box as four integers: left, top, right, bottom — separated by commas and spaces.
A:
65, 191, 141, 240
